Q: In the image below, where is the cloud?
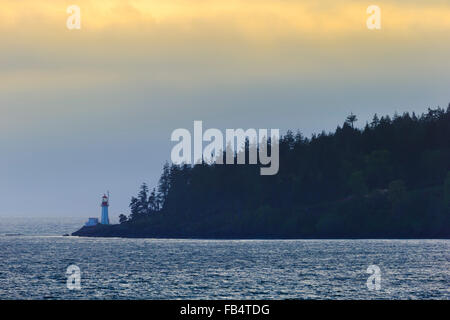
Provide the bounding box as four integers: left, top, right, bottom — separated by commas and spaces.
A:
2, 1, 450, 132
2, 0, 450, 34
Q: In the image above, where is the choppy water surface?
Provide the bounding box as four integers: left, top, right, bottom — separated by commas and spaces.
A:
0, 219, 448, 299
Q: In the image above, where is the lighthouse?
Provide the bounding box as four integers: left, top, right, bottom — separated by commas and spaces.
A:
101, 193, 110, 224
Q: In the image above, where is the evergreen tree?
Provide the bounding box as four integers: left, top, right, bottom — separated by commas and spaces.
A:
119, 214, 128, 224
157, 162, 171, 209
370, 114, 380, 128
149, 188, 159, 212
129, 183, 150, 220
345, 113, 357, 128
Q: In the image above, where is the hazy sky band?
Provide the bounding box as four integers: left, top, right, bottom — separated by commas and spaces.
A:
1, 0, 449, 216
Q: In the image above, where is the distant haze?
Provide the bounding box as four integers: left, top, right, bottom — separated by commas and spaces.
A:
1, 0, 449, 217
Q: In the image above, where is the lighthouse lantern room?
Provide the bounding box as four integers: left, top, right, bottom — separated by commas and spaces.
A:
101, 193, 110, 225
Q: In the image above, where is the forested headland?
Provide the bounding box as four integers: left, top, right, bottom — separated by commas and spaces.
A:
73, 106, 450, 238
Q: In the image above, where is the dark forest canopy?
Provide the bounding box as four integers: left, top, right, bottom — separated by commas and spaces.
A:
75, 106, 450, 238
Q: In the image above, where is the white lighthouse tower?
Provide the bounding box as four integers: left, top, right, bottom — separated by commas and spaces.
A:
100, 193, 110, 224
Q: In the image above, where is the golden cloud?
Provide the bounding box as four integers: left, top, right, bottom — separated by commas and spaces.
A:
1, 0, 450, 36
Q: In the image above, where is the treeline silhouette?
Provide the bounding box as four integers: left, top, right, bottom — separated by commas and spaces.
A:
76, 106, 450, 238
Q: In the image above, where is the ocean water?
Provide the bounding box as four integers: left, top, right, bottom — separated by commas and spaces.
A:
0, 218, 448, 299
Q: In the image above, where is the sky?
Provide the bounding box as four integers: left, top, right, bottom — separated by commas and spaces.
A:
1, 0, 450, 218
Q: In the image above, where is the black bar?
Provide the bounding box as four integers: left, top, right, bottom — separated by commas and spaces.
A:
0, 300, 447, 319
